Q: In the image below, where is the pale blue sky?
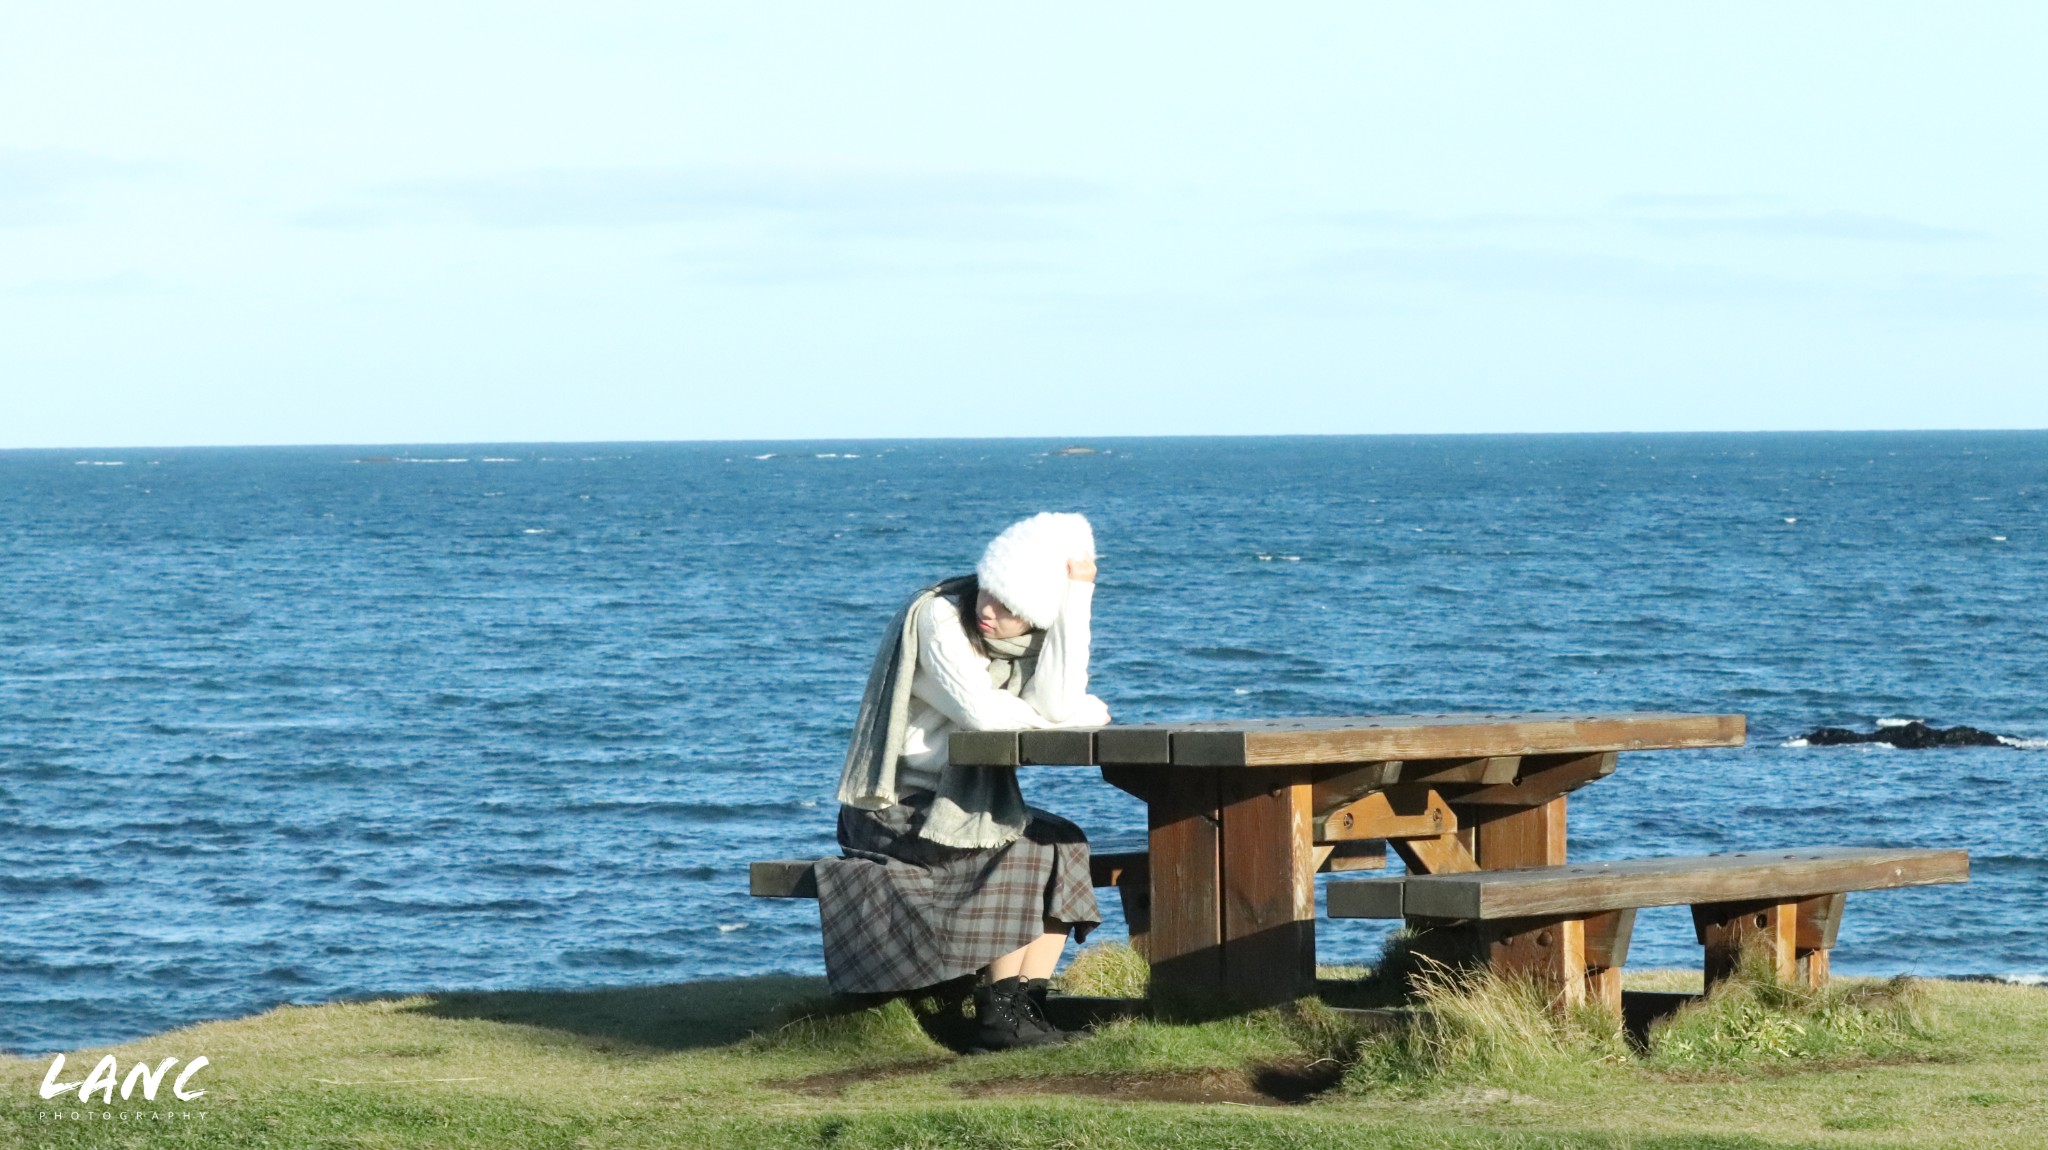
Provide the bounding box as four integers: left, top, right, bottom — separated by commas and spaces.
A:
4, 3, 2044, 448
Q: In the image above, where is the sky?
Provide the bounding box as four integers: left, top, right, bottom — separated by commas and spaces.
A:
3, 3, 2044, 448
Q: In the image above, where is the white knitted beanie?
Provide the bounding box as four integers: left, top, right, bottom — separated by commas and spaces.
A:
975, 512, 1096, 630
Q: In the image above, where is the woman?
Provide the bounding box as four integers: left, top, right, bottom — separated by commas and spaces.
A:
820, 511, 1112, 1052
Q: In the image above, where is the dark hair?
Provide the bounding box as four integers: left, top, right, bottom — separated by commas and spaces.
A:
943, 575, 990, 659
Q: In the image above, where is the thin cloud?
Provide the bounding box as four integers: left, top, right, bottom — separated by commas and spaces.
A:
298, 166, 1105, 239
1319, 197, 1983, 245
1634, 209, 1982, 244
1322, 209, 1584, 235
0, 272, 159, 298
1297, 243, 2042, 317
670, 244, 1059, 287
0, 149, 158, 226
1303, 244, 1800, 304
1871, 272, 2045, 319
1615, 194, 1981, 243
1611, 192, 1787, 212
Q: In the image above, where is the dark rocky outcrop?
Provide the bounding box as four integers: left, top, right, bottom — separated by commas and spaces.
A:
1799, 721, 2007, 749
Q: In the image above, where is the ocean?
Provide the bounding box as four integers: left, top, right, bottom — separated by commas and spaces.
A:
2, 432, 2043, 1055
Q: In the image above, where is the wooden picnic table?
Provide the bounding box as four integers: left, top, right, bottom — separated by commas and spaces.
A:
950, 712, 1747, 1007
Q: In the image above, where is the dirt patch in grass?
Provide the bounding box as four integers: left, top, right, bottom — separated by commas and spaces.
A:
958, 1056, 1347, 1107
781, 1058, 954, 1097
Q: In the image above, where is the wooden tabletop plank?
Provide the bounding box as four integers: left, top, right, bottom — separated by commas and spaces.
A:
947, 713, 1746, 767
1188, 713, 1745, 767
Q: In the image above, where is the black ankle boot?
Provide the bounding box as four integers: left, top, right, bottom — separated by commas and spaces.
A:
969, 976, 1066, 1053
1016, 977, 1077, 1044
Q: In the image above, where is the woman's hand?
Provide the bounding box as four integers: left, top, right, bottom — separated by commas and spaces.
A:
1067, 558, 1097, 583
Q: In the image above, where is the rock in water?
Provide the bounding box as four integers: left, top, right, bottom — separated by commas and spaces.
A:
1800, 721, 2006, 749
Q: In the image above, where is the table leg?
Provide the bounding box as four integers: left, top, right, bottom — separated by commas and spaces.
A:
1141, 773, 1225, 999
1472, 797, 1567, 869
1216, 770, 1317, 1007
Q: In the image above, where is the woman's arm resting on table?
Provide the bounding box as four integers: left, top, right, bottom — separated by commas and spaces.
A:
913, 594, 1064, 731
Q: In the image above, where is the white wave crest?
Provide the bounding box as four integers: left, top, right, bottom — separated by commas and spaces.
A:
1876, 718, 1918, 727
1782, 738, 1809, 748
1998, 736, 2048, 750
74, 460, 124, 466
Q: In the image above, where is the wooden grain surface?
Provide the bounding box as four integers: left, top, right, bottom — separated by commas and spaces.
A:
1396, 847, 1968, 920
1393, 832, 1480, 876
948, 712, 1745, 767
1215, 771, 1318, 1005
1695, 899, 1798, 985
1144, 773, 1225, 994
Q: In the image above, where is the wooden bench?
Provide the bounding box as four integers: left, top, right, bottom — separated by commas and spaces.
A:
1326, 847, 1969, 1010
752, 840, 1389, 958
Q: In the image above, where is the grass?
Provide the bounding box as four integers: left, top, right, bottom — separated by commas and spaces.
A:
4, 944, 2047, 1149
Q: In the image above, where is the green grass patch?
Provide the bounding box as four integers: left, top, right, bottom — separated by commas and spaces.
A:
1646, 968, 1942, 1070
3, 960, 2045, 1149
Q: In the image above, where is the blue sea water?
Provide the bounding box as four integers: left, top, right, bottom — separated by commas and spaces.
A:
2, 432, 2044, 1055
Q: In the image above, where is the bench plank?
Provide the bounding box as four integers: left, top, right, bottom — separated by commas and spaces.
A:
751, 852, 1159, 898
1350, 847, 1967, 921
751, 860, 820, 898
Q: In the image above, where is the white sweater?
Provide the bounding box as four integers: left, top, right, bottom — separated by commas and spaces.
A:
895, 580, 1112, 795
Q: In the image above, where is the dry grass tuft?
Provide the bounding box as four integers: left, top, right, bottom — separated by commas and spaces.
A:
1058, 942, 1150, 999
1344, 957, 1628, 1092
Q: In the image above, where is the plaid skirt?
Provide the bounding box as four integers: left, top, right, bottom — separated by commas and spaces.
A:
815, 792, 1100, 995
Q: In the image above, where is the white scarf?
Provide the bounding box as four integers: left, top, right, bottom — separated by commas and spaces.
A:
834, 577, 1040, 848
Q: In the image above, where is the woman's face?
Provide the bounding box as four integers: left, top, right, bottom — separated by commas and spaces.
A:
975, 589, 1032, 641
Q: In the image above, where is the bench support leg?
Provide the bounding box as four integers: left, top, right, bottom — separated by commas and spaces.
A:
1484, 915, 1588, 1010
1583, 908, 1636, 1015
1400, 907, 1632, 1016
1794, 892, 1845, 990
1693, 899, 1797, 988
